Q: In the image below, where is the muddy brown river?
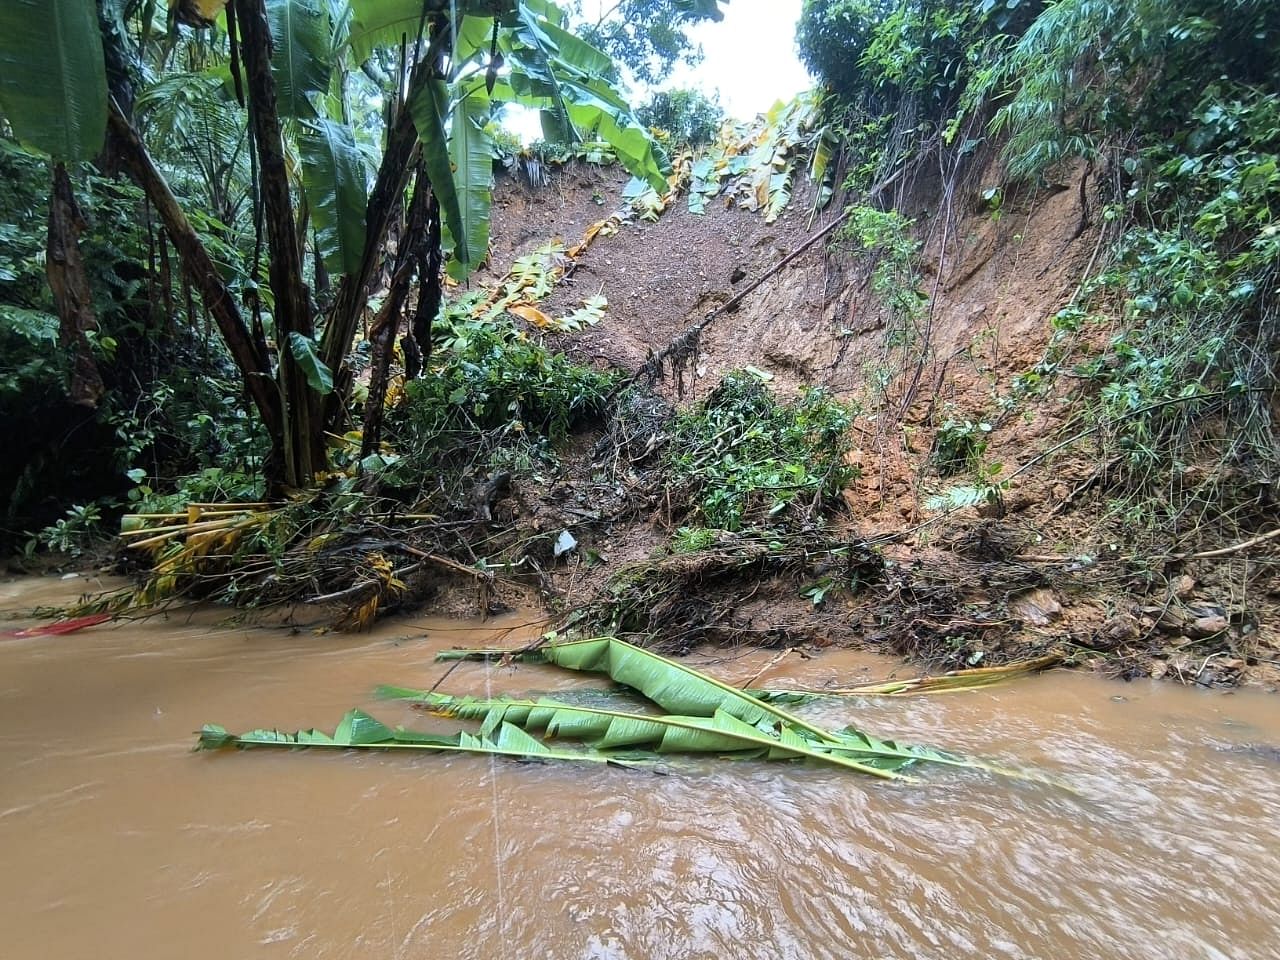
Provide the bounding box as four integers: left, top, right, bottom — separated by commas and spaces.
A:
2, 576, 1278, 959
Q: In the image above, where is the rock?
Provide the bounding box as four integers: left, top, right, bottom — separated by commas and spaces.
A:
1010, 588, 1063, 627
1142, 604, 1189, 633
1170, 575, 1197, 599
1104, 613, 1141, 643
1187, 614, 1230, 639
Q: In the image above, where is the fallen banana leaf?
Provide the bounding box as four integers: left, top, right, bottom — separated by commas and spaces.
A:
533, 637, 844, 743
196, 709, 643, 768
751, 654, 1064, 702
386, 687, 997, 776
379, 689, 908, 779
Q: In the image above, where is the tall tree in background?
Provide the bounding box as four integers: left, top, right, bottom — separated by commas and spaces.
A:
572, 0, 726, 84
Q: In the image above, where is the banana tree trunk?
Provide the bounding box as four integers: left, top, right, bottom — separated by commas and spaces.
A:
318, 85, 422, 426
236, 0, 324, 488
360, 170, 433, 460
46, 163, 104, 408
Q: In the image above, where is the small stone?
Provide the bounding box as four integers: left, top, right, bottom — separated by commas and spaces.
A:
1187, 615, 1229, 639
1104, 614, 1141, 642
1143, 604, 1189, 633
1011, 588, 1063, 627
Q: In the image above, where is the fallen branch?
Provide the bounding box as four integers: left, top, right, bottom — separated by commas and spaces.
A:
1014, 526, 1280, 565
737, 647, 795, 688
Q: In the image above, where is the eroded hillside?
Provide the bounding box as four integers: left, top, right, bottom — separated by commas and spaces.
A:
473, 152, 1275, 688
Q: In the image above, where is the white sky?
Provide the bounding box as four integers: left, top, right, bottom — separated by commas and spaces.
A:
665, 0, 812, 120
505, 0, 813, 141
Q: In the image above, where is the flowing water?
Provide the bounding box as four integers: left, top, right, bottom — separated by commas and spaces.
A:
2, 575, 1279, 960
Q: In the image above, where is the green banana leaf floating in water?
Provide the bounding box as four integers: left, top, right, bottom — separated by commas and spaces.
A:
197, 637, 1036, 782
378, 688, 914, 779
481, 637, 999, 774
522, 636, 843, 743
197, 709, 644, 768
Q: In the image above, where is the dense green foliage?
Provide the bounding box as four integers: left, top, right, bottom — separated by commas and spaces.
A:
0, 0, 668, 556
0, 145, 265, 544
795, 0, 896, 100
665, 373, 856, 531
387, 320, 615, 489
637, 88, 724, 147
801, 0, 1280, 534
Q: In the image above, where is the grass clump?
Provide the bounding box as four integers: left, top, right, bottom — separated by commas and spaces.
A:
665, 373, 856, 532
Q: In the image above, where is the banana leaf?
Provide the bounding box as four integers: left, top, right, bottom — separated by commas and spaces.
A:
298, 118, 367, 276
266, 0, 332, 119
533, 637, 843, 743
751, 655, 1065, 701
409, 80, 471, 273
445, 89, 494, 279
379, 689, 908, 779
197, 708, 643, 767
0, 0, 108, 160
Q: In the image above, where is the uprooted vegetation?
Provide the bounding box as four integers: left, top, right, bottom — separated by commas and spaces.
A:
199, 634, 1048, 784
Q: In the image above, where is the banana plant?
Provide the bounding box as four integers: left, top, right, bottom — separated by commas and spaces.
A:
0, 0, 668, 488
0, 0, 108, 161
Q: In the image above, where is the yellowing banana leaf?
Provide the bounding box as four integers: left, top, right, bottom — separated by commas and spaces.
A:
535, 636, 843, 743
378, 689, 906, 779
197, 709, 643, 767
508, 303, 554, 327
752, 655, 1064, 701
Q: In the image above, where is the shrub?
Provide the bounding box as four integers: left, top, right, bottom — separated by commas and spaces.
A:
391, 323, 616, 473
665, 373, 856, 531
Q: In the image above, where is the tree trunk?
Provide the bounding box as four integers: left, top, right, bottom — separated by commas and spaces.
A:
412, 191, 443, 371
95, 1, 137, 177
236, 0, 323, 488
360, 172, 432, 460
319, 88, 422, 401
46, 163, 104, 408
106, 102, 281, 440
